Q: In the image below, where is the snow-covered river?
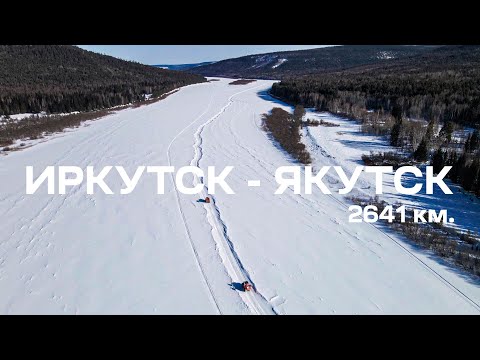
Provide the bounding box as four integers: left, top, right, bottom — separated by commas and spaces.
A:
1, 79, 479, 314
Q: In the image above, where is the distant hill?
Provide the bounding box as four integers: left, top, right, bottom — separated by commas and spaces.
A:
154, 62, 214, 71
0, 45, 206, 115
191, 46, 440, 79
334, 45, 480, 74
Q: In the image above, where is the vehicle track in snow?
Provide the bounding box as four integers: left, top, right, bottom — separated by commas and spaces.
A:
190, 84, 277, 315
166, 91, 223, 315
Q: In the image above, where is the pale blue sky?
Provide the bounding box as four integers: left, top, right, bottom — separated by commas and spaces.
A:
78, 45, 329, 65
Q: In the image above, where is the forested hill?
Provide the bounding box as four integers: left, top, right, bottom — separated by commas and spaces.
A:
332, 45, 480, 74
0, 45, 206, 115
191, 45, 438, 79
271, 45, 480, 127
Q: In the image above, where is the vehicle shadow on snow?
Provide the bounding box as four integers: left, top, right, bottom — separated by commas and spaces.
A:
229, 282, 245, 292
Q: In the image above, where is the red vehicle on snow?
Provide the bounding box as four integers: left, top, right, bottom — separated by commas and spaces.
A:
242, 281, 253, 292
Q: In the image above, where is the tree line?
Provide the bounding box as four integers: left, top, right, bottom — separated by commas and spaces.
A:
262, 106, 311, 164
387, 110, 480, 196
271, 71, 480, 128
431, 130, 480, 195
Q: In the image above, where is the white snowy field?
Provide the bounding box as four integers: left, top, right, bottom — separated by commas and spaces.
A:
0, 78, 479, 314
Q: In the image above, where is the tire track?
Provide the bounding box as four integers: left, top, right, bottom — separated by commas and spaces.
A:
166, 91, 222, 315
190, 84, 277, 315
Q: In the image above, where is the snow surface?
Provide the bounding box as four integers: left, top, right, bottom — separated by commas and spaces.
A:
0, 112, 82, 123
2, 112, 47, 121
249, 55, 279, 69
1, 78, 479, 314
272, 59, 287, 69
377, 51, 395, 60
